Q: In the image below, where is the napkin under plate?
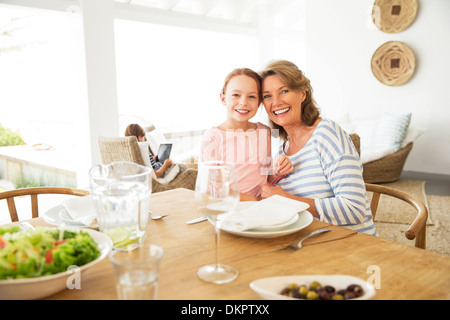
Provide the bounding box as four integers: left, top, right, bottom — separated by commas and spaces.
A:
61, 196, 98, 227
225, 195, 309, 231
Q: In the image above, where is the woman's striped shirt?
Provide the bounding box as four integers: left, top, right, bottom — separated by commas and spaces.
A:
275, 119, 377, 235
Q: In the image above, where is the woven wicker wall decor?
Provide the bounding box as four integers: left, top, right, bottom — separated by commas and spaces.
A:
371, 41, 416, 86
372, 0, 418, 33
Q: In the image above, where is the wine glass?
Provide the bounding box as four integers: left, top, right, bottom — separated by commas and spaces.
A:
195, 161, 240, 284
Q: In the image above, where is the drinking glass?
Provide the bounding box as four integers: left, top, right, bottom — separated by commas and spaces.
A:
109, 244, 164, 300
195, 161, 240, 284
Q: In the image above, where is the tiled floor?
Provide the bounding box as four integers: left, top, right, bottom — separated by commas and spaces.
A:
402, 171, 450, 196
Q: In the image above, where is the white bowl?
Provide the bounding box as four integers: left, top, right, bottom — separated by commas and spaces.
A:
250, 275, 376, 300
0, 227, 113, 300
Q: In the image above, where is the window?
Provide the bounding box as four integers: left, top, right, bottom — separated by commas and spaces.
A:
0, 6, 86, 149
114, 19, 260, 132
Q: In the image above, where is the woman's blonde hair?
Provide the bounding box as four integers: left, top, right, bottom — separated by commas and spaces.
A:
222, 68, 262, 104
259, 60, 320, 141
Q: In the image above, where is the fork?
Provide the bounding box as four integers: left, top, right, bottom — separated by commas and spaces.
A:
20, 221, 36, 231
149, 210, 168, 220
284, 228, 331, 250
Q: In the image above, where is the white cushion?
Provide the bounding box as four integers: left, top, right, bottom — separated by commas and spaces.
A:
360, 146, 396, 164
401, 125, 425, 148
145, 129, 167, 155
371, 113, 411, 152
156, 164, 181, 184
352, 117, 379, 152
137, 141, 152, 167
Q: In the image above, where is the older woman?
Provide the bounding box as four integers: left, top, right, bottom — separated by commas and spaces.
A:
260, 60, 377, 235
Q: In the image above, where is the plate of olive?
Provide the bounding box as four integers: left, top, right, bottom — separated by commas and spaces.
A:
250, 275, 376, 300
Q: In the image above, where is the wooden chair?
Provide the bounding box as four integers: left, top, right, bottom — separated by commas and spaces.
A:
365, 183, 427, 249
0, 187, 89, 222
97, 136, 197, 193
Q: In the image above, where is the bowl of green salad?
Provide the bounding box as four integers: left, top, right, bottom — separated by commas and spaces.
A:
0, 226, 113, 300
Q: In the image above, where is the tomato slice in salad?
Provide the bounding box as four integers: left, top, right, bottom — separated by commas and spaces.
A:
0, 236, 5, 249
45, 249, 54, 264
45, 239, 70, 264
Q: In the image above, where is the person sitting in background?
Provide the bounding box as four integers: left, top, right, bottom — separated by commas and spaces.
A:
125, 123, 172, 178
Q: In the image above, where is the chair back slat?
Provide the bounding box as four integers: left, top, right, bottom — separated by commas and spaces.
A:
31, 194, 39, 219
6, 198, 19, 222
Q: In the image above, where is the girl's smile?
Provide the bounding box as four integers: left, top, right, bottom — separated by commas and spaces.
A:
220, 74, 260, 129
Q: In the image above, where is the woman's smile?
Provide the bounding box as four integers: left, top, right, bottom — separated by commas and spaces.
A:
273, 107, 290, 116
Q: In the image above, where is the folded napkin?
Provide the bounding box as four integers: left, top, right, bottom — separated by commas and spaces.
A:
225, 195, 309, 231
62, 196, 98, 227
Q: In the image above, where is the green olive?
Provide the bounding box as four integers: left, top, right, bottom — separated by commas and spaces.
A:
288, 283, 299, 290
332, 294, 344, 300
309, 281, 322, 291
306, 291, 319, 300
299, 285, 309, 296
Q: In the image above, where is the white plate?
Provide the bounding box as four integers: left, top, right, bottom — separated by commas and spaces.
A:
250, 275, 376, 300
43, 205, 98, 228
220, 210, 313, 238
252, 213, 299, 231
0, 227, 113, 300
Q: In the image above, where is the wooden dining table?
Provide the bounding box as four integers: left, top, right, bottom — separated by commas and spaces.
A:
10, 188, 450, 300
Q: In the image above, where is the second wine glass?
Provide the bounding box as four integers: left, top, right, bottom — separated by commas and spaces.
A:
195, 161, 240, 284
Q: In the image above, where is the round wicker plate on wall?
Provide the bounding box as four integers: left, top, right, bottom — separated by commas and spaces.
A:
372, 0, 418, 33
371, 41, 416, 86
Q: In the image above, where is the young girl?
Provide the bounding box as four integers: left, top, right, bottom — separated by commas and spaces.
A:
200, 68, 292, 201
124, 123, 172, 178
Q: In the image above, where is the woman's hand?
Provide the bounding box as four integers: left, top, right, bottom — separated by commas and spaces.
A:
275, 155, 294, 176
260, 184, 288, 199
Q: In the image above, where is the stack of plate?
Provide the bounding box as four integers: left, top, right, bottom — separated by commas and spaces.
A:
220, 202, 313, 239
43, 205, 98, 229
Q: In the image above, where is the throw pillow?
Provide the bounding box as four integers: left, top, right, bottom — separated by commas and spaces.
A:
401, 125, 425, 148
156, 164, 181, 184
360, 145, 396, 164
372, 113, 411, 152
138, 141, 152, 167
145, 129, 167, 155
352, 117, 379, 152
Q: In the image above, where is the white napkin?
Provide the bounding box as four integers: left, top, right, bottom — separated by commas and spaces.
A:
62, 196, 98, 227
225, 195, 309, 231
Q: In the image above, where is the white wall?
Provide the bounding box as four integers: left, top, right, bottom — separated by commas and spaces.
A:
304, 0, 450, 175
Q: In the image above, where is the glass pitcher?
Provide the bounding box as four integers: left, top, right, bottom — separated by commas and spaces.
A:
89, 162, 152, 251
